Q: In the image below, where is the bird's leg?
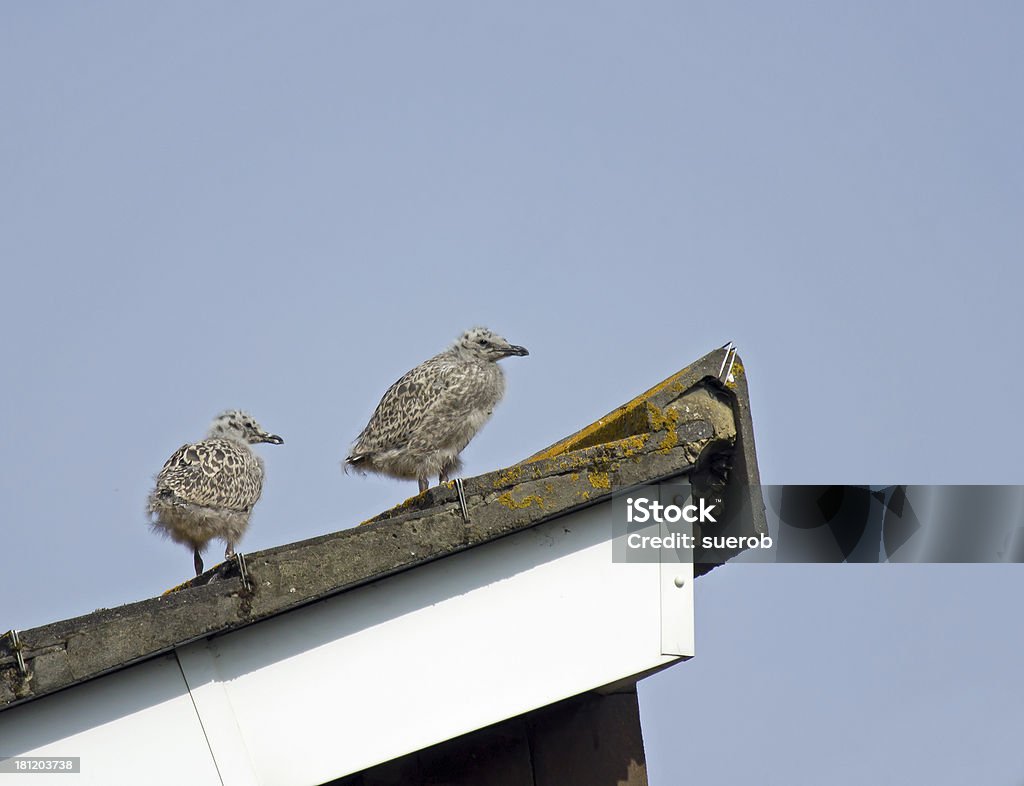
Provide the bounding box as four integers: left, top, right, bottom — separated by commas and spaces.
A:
418, 477, 429, 494
439, 467, 449, 485
193, 548, 204, 576
225, 542, 235, 560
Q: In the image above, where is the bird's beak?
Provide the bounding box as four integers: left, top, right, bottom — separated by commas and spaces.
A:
261, 433, 285, 445
504, 345, 529, 357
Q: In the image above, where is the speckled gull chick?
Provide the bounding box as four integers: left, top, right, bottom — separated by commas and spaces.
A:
345, 327, 529, 493
148, 410, 283, 576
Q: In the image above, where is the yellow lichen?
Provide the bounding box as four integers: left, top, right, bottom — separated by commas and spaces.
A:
162, 580, 193, 596
725, 360, 745, 389
646, 404, 681, 454
617, 433, 649, 457
517, 360, 696, 463
497, 492, 546, 510
493, 466, 523, 487
554, 453, 591, 472
588, 471, 611, 489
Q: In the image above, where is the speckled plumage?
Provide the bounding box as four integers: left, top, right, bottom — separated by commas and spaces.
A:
346, 327, 529, 493
148, 410, 283, 575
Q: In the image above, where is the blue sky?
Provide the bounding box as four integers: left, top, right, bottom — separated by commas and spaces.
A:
2, 3, 1022, 783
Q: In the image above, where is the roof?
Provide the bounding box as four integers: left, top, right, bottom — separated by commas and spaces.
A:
0, 344, 763, 712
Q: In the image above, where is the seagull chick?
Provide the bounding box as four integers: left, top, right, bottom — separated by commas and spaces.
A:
346, 327, 529, 493
148, 410, 283, 576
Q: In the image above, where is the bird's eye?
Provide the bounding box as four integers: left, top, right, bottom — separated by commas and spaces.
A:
477, 339, 488, 346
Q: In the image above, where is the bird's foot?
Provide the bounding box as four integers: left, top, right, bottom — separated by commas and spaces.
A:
418, 477, 429, 494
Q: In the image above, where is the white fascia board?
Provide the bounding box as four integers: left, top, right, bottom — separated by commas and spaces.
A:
177, 500, 694, 785
0, 655, 220, 786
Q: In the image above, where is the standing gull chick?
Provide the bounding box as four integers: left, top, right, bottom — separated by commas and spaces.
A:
148, 410, 283, 575
346, 327, 529, 493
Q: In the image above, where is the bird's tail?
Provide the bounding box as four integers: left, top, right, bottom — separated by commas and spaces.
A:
343, 454, 367, 475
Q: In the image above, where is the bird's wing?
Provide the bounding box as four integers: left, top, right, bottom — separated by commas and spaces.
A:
410, 363, 490, 448
154, 439, 263, 510
354, 357, 484, 453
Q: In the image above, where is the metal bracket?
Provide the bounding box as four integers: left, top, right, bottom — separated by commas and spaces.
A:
454, 477, 471, 524
6, 629, 27, 676
718, 341, 737, 383
235, 552, 252, 590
